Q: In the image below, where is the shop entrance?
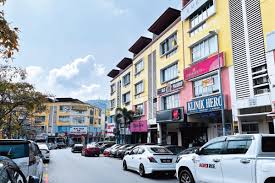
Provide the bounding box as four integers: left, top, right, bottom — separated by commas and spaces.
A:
180, 127, 207, 148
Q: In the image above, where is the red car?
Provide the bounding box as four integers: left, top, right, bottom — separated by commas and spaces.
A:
103, 147, 111, 157
81, 144, 100, 157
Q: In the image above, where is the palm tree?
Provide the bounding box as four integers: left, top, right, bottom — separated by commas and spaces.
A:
114, 108, 134, 144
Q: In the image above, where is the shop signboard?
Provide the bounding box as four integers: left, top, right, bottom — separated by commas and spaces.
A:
69, 127, 87, 135
187, 94, 224, 114
156, 107, 184, 123
184, 53, 225, 80
130, 120, 148, 133
181, 0, 209, 20
157, 80, 184, 95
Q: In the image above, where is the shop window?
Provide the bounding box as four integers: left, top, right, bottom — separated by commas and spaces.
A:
135, 59, 144, 75
161, 63, 178, 83
160, 32, 178, 56
161, 93, 180, 110
123, 73, 130, 86
122, 92, 130, 104
193, 74, 219, 97
241, 123, 259, 134
135, 81, 144, 95
191, 36, 217, 62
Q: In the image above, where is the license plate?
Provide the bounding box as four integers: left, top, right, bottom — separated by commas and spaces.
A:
161, 159, 172, 163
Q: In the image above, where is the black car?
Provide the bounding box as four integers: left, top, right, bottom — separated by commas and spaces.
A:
71, 144, 84, 153
0, 156, 39, 183
116, 144, 136, 159
163, 145, 185, 155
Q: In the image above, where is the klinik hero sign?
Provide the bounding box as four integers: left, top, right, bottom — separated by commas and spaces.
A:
187, 94, 224, 114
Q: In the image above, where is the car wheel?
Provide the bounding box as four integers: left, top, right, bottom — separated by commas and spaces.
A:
179, 169, 195, 183
123, 160, 127, 171
139, 164, 145, 177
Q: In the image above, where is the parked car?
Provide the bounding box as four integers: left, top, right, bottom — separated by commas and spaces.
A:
117, 144, 136, 159
176, 134, 275, 183
163, 145, 185, 155
99, 142, 116, 153
56, 141, 66, 149
0, 156, 40, 183
0, 139, 44, 183
71, 144, 83, 153
114, 144, 132, 158
38, 143, 50, 163
48, 142, 57, 150
110, 144, 123, 157
177, 146, 201, 156
81, 144, 100, 157
123, 145, 177, 177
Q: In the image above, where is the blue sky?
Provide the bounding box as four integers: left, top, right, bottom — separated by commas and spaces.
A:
4, 0, 181, 100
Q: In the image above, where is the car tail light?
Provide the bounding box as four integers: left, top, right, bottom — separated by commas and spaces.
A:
148, 157, 157, 163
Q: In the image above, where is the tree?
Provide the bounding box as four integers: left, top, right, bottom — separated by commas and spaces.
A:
0, 65, 47, 138
114, 108, 134, 144
0, 0, 19, 61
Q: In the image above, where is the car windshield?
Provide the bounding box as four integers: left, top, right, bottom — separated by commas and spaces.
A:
0, 144, 29, 159
262, 137, 275, 152
149, 147, 171, 154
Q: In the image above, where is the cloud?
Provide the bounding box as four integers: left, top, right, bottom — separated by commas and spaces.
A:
113, 8, 129, 16
25, 55, 108, 101
95, 0, 129, 16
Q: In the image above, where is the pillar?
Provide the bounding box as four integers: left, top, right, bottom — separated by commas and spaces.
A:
178, 128, 182, 146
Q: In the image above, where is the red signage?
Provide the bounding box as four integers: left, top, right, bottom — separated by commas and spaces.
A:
184, 53, 225, 80
172, 109, 181, 121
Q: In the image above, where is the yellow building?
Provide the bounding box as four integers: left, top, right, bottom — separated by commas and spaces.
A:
32, 98, 102, 144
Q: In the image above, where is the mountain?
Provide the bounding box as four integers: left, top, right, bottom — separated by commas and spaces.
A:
86, 100, 109, 110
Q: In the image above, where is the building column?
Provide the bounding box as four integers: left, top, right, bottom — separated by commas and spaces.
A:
178, 128, 182, 146
147, 130, 151, 143
157, 124, 162, 144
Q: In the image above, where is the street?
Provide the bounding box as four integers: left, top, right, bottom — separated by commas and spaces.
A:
45, 149, 177, 183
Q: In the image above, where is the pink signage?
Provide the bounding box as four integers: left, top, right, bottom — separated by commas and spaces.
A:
184, 53, 225, 80
130, 120, 148, 133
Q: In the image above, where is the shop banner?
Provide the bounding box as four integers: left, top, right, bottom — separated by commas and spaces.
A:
187, 94, 224, 114
184, 53, 225, 80
69, 127, 87, 135
130, 120, 148, 133
157, 80, 184, 95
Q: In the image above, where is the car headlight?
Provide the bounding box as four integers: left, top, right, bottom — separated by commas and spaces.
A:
176, 156, 182, 163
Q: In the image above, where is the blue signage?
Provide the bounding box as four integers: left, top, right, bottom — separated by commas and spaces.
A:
187, 95, 224, 114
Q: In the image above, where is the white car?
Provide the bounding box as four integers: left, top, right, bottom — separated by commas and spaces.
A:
123, 145, 177, 177
38, 143, 50, 163
0, 139, 44, 183
176, 134, 275, 183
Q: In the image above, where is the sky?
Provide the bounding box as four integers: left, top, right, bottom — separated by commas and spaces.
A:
4, 0, 181, 101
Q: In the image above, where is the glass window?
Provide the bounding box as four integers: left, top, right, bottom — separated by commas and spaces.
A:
110, 99, 115, 108
122, 92, 130, 104
149, 147, 171, 154
138, 148, 145, 154
132, 148, 139, 154
162, 93, 180, 110
123, 73, 130, 86
225, 140, 252, 154
59, 116, 70, 123
59, 105, 71, 112
135, 60, 144, 74
72, 117, 85, 124
89, 117, 94, 124
0, 144, 29, 159
262, 137, 275, 152
111, 84, 116, 94
161, 63, 178, 82
193, 74, 219, 97
201, 141, 225, 155
135, 103, 144, 115
160, 33, 177, 55
135, 81, 144, 95
242, 123, 259, 134
34, 116, 45, 123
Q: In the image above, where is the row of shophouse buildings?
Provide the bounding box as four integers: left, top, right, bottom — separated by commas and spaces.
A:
32, 98, 110, 144
107, 0, 275, 147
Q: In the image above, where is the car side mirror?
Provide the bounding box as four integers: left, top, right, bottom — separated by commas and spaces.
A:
195, 149, 201, 155
28, 176, 40, 183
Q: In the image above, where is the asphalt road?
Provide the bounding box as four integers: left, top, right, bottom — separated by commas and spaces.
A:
45, 148, 178, 183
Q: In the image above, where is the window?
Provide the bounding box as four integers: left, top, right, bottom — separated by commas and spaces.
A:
160, 32, 178, 55
193, 74, 219, 97
135, 103, 144, 115
242, 123, 259, 134
135, 81, 144, 95
189, 0, 215, 34
59, 116, 70, 123
90, 117, 94, 124
34, 116, 45, 123
135, 59, 144, 74
123, 73, 130, 86
262, 137, 275, 152
110, 99, 115, 109
59, 105, 70, 112
225, 140, 252, 154
150, 147, 171, 154
0, 144, 29, 159
132, 148, 139, 154
122, 92, 130, 104
90, 108, 94, 116
98, 119, 101, 125
200, 141, 225, 155
138, 148, 145, 154
111, 84, 116, 94
161, 63, 178, 83
162, 93, 180, 110
191, 36, 218, 62
252, 65, 270, 95
72, 117, 85, 124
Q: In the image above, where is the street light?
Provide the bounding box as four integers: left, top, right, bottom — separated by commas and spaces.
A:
209, 30, 226, 136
